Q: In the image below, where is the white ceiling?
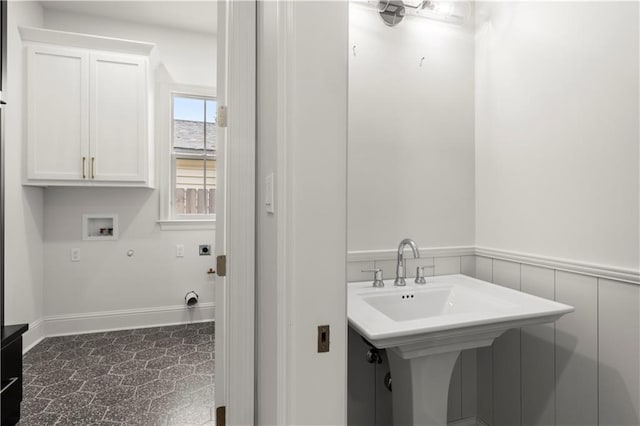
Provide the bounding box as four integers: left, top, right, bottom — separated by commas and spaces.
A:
41, 1, 218, 35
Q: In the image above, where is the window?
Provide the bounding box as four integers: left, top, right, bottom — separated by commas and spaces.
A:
172, 94, 216, 218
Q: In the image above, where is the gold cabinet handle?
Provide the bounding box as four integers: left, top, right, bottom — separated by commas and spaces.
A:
91, 157, 95, 179
82, 157, 86, 179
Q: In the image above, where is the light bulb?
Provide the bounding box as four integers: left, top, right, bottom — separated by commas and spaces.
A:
433, 1, 454, 16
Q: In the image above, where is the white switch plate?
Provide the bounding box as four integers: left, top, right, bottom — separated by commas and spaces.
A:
176, 244, 185, 257
71, 248, 80, 262
265, 173, 274, 214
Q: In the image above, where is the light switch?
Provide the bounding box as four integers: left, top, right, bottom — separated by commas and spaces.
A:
71, 248, 80, 262
265, 173, 274, 214
176, 245, 184, 257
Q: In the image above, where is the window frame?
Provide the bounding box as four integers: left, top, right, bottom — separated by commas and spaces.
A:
171, 93, 217, 220
157, 83, 217, 230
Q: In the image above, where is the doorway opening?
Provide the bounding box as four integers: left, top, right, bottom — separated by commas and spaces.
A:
3, 1, 234, 425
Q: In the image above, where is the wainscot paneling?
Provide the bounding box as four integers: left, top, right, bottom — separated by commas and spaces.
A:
473, 256, 494, 425
460, 255, 478, 421
520, 265, 555, 426
598, 279, 639, 426
475, 256, 493, 282
448, 354, 463, 420
476, 345, 493, 425
347, 249, 640, 426
474, 255, 638, 426
347, 326, 376, 426
460, 349, 477, 418
461, 255, 477, 278
491, 259, 522, 426
375, 347, 394, 426
555, 271, 598, 426
347, 260, 375, 283
436, 256, 463, 276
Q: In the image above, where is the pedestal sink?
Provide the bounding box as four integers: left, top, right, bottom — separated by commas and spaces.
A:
348, 274, 573, 426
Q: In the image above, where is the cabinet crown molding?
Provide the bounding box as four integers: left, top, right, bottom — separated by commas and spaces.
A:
19, 26, 155, 56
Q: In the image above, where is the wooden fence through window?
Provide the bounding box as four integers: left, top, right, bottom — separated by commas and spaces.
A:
175, 188, 216, 214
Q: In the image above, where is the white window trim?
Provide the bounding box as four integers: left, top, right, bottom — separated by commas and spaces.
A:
157, 219, 216, 231
157, 82, 217, 231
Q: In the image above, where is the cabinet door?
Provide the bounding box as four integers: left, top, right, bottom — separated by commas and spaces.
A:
89, 53, 148, 183
27, 46, 89, 181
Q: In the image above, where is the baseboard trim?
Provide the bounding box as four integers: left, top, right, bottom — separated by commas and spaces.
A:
22, 318, 45, 353
23, 303, 215, 353
448, 417, 486, 426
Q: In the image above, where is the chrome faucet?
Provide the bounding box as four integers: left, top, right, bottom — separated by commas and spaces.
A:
395, 238, 420, 286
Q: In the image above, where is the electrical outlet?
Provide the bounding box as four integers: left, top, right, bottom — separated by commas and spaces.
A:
176, 244, 185, 257
199, 245, 211, 256
71, 248, 80, 262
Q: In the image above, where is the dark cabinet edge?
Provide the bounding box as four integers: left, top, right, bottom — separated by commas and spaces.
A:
1, 324, 28, 348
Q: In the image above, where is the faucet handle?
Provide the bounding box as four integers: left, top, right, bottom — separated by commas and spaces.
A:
362, 268, 384, 288
415, 265, 434, 284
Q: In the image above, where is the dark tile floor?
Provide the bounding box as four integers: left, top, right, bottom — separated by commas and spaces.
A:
18, 322, 215, 426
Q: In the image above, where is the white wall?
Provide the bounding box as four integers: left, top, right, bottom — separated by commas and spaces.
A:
475, 1, 639, 271
288, 4, 348, 423
43, 7, 216, 87
36, 9, 217, 325
348, 4, 475, 252
4, 0, 45, 347
43, 188, 214, 317
473, 3, 640, 425
256, 2, 349, 424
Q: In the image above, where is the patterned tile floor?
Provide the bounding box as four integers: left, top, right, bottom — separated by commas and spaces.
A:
18, 322, 215, 426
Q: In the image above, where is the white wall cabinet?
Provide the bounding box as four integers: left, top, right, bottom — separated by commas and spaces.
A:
21, 27, 154, 187
89, 53, 147, 183
26, 46, 88, 182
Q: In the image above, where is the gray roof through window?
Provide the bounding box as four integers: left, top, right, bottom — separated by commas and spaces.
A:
174, 119, 216, 154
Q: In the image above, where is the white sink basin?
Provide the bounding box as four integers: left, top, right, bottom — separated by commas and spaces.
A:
349, 274, 573, 355
361, 283, 513, 322
348, 274, 574, 426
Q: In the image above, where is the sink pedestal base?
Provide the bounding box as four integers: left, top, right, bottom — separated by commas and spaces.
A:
387, 349, 461, 426
349, 275, 573, 425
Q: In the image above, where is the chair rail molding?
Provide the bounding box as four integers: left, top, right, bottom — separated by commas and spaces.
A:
348, 246, 639, 285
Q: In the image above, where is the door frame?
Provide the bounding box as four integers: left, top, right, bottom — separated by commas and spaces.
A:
215, 1, 256, 424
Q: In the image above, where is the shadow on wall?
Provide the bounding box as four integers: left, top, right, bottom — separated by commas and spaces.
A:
596, 364, 640, 426
520, 328, 556, 426
554, 329, 639, 426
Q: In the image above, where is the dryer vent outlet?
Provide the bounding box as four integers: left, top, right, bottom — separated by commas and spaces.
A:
185, 291, 199, 307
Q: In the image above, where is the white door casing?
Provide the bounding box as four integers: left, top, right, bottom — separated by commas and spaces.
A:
215, 1, 256, 425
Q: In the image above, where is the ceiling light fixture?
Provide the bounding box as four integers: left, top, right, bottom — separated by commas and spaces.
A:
359, 0, 470, 26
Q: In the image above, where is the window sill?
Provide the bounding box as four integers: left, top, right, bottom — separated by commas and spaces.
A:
157, 220, 216, 231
